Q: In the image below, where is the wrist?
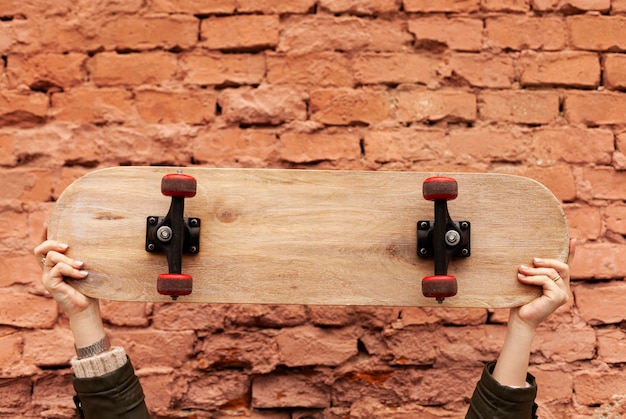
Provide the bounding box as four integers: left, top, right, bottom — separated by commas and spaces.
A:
69, 301, 107, 349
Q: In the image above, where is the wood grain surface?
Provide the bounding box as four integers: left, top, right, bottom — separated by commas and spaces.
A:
48, 167, 569, 307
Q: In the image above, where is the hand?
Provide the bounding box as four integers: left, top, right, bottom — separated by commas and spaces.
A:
510, 238, 576, 330
492, 238, 576, 387
34, 225, 105, 348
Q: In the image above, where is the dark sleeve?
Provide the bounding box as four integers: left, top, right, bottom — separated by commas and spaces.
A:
72, 357, 151, 419
466, 361, 538, 419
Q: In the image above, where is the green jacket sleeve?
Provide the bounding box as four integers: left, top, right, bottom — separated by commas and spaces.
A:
466, 361, 538, 419
72, 357, 151, 419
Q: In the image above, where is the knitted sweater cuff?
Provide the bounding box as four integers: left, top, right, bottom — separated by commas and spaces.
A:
71, 346, 128, 379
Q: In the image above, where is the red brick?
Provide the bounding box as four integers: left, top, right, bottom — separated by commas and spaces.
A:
151, 0, 235, 13
363, 127, 445, 164
448, 54, 515, 88
220, 85, 307, 125
565, 91, 626, 125
0, 133, 16, 166
0, 378, 33, 411
447, 128, 531, 163
0, 328, 23, 370
614, 0, 626, 11
482, 0, 529, 12
31, 373, 75, 412
573, 242, 626, 279
51, 87, 133, 124
0, 91, 48, 127
277, 325, 358, 367
530, 366, 573, 404
100, 15, 198, 50
575, 368, 626, 406
252, 372, 330, 409
581, 167, 626, 200
226, 304, 309, 328
403, 0, 479, 12
319, 0, 399, 13
201, 15, 279, 50
395, 90, 476, 123
575, 280, 626, 324
0, 19, 40, 54
520, 51, 600, 88
191, 128, 278, 166
0, 253, 41, 289
436, 325, 505, 366
486, 16, 565, 50
152, 303, 226, 331
310, 88, 389, 125
606, 203, 626, 235
0, 293, 57, 329
101, 301, 149, 327
408, 17, 483, 51
493, 165, 576, 202
309, 306, 356, 327
267, 52, 352, 87
89, 52, 178, 86
138, 372, 173, 412
184, 371, 250, 411
530, 127, 614, 165
597, 328, 626, 364
568, 15, 626, 51
534, 0, 610, 11
135, 88, 216, 124
182, 53, 266, 86
7, 53, 85, 90
480, 91, 560, 124
279, 15, 411, 54
279, 131, 361, 163
351, 52, 439, 86
112, 330, 195, 369
531, 326, 596, 363
198, 330, 279, 373
0, 168, 52, 202
604, 54, 626, 90
237, 0, 315, 13
23, 328, 74, 367
564, 204, 602, 241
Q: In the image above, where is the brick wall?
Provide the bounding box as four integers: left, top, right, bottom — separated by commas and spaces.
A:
1, 0, 626, 417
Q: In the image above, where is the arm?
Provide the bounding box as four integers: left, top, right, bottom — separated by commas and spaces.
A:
467, 239, 575, 418
35, 227, 150, 419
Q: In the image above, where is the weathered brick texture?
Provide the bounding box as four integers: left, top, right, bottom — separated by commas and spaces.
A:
2, 1, 626, 417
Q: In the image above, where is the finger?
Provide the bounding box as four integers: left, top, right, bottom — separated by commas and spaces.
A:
50, 262, 88, 281
34, 241, 69, 266
43, 250, 84, 271
531, 257, 570, 279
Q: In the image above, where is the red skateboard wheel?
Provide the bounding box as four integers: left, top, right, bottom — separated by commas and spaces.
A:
422, 275, 458, 299
157, 273, 193, 297
162, 173, 197, 198
423, 176, 458, 201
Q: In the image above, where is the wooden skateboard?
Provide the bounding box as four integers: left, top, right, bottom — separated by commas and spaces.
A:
47, 167, 569, 308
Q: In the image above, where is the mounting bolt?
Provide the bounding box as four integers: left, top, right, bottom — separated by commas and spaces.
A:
148, 217, 157, 225
157, 226, 173, 242
445, 230, 460, 246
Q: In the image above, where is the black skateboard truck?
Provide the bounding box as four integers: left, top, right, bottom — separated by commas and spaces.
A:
417, 176, 470, 303
145, 172, 200, 300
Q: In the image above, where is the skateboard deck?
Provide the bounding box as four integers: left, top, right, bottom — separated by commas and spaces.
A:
47, 167, 569, 308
